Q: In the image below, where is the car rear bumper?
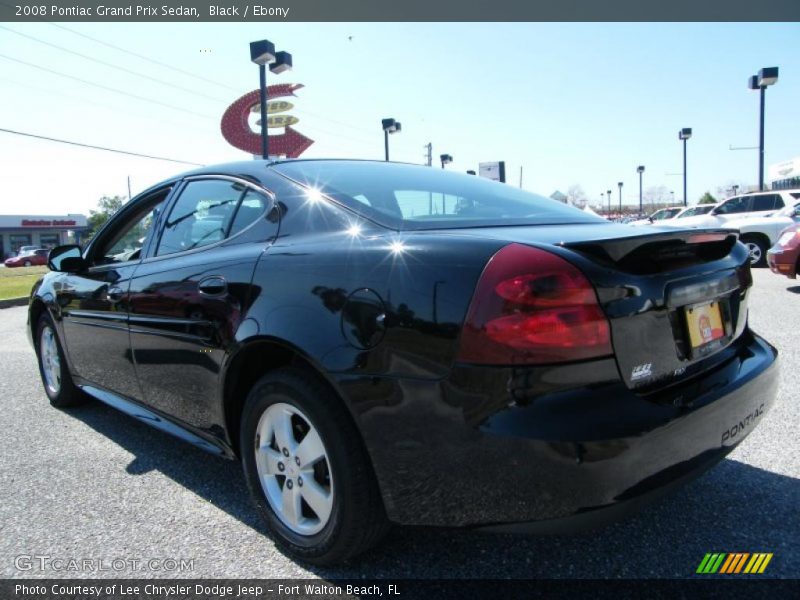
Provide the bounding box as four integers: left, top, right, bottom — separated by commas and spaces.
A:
343, 330, 778, 528
768, 247, 798, 279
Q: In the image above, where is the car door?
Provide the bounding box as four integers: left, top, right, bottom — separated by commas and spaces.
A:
127, 176, 278, 433
56, 186, 172, 400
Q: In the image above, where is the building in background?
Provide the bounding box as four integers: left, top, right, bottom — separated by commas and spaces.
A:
769, 157, 800, 190
0, 214, 88, 259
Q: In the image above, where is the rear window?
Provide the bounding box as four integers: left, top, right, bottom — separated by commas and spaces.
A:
271, 161, 603, 230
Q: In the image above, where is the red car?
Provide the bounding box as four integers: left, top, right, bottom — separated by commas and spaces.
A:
767, 224, 800, 279
4, 248, 49, 268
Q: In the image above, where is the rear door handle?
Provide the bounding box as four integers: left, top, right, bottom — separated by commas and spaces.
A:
198, 276, 227, 297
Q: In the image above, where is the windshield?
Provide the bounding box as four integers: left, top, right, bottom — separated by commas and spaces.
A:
678, 205, 713, 218
650, 208, 681, 220
272, 160, 604, 230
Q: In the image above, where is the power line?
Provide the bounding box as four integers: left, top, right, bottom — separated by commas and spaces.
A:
1, 76, 216, 134
49, 22, 241, 92
41, 22, 408, 142
0, 126, 205, 166
0, 25, 229, 103
0, 52, 216, 120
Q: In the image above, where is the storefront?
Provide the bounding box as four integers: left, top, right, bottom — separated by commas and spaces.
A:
0, 214, 88, 259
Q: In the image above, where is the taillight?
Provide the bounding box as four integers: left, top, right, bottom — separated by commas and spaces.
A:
457, 243, 612, 365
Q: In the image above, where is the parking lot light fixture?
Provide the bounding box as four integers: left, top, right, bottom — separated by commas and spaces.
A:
617, 181, 623, 216
749, 67, 779, 191
440, 154, 453, 169
678, 128, 692, 207
606, 189, 611, 216
382, 118, 401, 161
250, 40, 292, 160
637, 166, 645, 215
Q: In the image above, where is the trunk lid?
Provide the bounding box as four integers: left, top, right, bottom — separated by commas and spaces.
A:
449, 223, 752, 392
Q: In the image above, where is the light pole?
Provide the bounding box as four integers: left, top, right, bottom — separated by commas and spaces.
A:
440, 154, 453, 169
637, 166, 645, 215
678, 128, 692, 206
732, 184, 739, 196
617, 181, 623, 216
606, 189, 611, 216
250, 40, 292, 160
670, 191, 675, 205
381, 118, 401, 161
748, 67, 779, 191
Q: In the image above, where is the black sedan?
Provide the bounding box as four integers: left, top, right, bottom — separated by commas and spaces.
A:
29, 160, 778, 565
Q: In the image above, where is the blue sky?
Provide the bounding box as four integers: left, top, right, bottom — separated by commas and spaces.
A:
1, 22, 798, 215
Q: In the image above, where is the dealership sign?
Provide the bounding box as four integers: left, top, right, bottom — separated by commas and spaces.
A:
0, 215, 88, 229
479, 161, 506, 183
220, 83, 313, 157
768, 156, 800, 182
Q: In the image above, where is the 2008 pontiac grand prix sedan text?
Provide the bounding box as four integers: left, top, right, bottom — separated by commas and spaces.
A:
29, 160, 778, 564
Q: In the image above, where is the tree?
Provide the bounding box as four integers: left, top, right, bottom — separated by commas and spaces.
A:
566, 185, 588, 208
698, 192, 717, 205
86, 195, 126, 241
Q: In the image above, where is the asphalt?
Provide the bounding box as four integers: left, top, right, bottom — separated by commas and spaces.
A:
0, 269, 797, 579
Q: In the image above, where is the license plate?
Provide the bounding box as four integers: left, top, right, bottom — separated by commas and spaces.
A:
685, 300, 725, 351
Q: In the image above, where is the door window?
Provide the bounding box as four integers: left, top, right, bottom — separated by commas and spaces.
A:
157, 180, 269, 256
715, 196, 750, 215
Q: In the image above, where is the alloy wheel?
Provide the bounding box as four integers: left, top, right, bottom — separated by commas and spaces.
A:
254, 402, 333, 536
40, 325, 61, 395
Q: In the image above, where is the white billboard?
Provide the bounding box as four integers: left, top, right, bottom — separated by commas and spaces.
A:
768, 157, 800, 182
479, 161, 506, 183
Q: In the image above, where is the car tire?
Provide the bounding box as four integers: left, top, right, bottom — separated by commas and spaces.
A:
23, 260, 31, 267
741, 235, 768, 268
35, 314, 88, 408
240, 367, 389, 565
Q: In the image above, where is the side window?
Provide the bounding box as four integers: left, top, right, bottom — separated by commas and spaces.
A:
716, 196, 750, 215
96, 194, 168, 265
228, 190, 269, 237
753, 194, 781, 211
157, 180, 245, 256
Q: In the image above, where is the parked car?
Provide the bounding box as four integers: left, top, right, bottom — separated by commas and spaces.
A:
729, 202, 800, 266
665, 189, 800, 230
767, 224, 800, 279
29, 160, 778, 565
5, 248, 48, 268
629, 206, 683, 226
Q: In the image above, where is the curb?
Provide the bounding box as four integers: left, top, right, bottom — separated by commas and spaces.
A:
0, 297, 28, 309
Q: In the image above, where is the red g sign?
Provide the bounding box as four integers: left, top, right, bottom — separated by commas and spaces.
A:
220, 83, 313, 157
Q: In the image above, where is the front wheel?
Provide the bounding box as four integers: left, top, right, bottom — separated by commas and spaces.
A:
240, 368, 388, 565
35, 315, 88, 408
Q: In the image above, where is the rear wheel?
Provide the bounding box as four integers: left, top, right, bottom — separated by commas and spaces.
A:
240, 368, 389, 565
741, 235, 768, 268
35, 315, 88, 408
23, 260, 31, 267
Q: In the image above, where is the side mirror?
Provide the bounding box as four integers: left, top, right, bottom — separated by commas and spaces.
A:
48, 245, 86, 273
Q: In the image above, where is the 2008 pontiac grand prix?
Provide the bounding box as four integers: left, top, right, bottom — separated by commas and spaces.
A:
29, 160, 778, 564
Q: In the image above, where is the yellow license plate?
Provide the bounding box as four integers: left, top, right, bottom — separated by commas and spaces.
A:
686, 300, 725, 350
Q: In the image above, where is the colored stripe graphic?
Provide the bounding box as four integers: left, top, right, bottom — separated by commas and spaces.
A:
698, 553, 773, 574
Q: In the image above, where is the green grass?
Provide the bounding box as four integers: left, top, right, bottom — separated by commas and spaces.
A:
0, 266, 48, 300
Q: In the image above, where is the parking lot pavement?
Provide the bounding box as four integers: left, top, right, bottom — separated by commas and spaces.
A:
0, 269, 797, 579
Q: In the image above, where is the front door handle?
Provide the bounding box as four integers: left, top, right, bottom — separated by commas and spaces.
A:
107, 286, 124, 302
198, 276, 227, 297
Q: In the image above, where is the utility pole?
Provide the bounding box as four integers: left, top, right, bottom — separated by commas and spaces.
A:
423, 143, 432, 167
519, 166, 523, 188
